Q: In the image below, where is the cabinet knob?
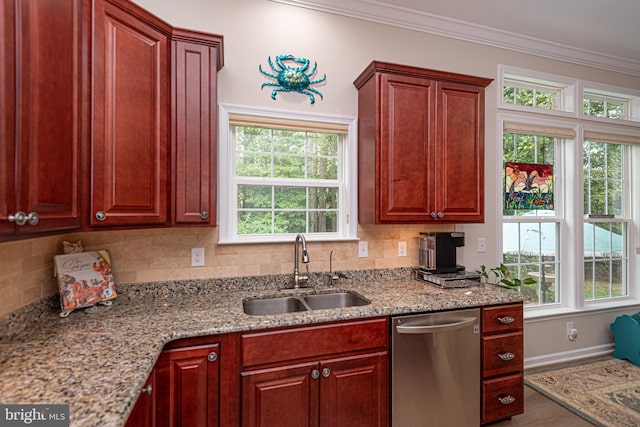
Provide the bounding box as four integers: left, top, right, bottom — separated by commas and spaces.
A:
200, 211, 209, 220
95, 211, 107, 221
26, 212, 39, 225
311, 369, 320, 379
430, 212, 437, 218
322, 368, 330, 378
498, 395, 516, 405
8, 211, 27, 226
498, 352, 516, 361
437, 211, 444, 218
497, 316, 515, 324
141, 384, 152, 396
207, 352, 217, 362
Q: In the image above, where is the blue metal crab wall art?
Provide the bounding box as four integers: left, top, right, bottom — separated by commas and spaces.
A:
259, 54, 326, 104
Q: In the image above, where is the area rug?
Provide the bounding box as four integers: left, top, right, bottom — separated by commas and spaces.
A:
526, 357, 640, 426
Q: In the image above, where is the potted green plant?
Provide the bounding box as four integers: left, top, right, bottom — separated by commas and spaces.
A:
476, 263, 537, 289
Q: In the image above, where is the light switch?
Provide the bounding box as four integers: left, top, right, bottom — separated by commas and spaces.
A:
358, 241, 368, 258
191, 247, 205, 267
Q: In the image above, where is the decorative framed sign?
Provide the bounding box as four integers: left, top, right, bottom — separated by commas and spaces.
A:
505, 162, 554, 210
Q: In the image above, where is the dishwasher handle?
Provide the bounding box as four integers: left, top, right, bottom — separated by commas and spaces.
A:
396, 316, 477, 334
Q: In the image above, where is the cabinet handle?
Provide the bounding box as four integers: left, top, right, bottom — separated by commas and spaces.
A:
430, 212, 437, 218
26, 212, 39, 225
95, 211, 107, 221
141, 384, 152, 395
437, 211, 444, 218
322, 368, 330, 378
200, 211, 209, 220
498, 395, 516, 405
311, 369, 320, 379
497, 316, 515, 324
8, 211, 27, 226
207, 352, 217, 362
498, 352, 516, 361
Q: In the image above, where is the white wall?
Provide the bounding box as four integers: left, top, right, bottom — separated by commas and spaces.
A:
132, 0, 640, 366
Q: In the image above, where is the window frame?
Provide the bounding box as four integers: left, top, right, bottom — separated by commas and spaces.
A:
498, 66, 640, 317
218, 103, 358, 244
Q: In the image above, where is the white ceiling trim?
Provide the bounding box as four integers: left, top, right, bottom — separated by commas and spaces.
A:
270, 0, 640, 77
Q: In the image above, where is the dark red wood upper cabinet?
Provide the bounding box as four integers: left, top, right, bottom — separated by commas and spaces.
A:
354, 61, 492, 224
1, 0, 88, 238
90, 0, 170, 227
171, 29, 223, 226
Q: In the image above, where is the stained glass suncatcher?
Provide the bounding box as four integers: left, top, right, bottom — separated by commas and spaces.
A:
505, 162, 554, 210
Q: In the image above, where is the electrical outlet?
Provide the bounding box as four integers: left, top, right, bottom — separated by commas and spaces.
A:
566, 321, 578, 341
477, 237, 486, 253
191, 247, 205, 267
398, 241, 407, 257
358, 241, 368, 258
566, 321, 573, 335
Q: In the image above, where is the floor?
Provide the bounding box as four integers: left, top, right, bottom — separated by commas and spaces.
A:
490, 385, 594, 426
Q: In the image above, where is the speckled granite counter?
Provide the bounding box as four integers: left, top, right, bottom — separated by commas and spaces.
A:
0, 268, 522, 427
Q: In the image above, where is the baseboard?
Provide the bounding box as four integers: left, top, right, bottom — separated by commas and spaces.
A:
524, 343, 614, 370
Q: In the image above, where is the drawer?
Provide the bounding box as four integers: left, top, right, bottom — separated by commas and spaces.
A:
482, 303, 523, 334
482, 332, 523, 378
241, 318, 387, 367
482, 374, 524, 423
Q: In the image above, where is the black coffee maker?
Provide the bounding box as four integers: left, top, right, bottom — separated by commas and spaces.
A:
418, 232, 465, 273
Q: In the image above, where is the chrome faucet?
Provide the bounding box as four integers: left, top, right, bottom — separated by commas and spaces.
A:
292, 233, 310, 288
327, 250, 348, 287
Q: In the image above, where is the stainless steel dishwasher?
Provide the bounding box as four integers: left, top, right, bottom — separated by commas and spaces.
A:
391, 308, 481, 426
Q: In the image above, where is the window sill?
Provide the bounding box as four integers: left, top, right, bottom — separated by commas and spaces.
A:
524, 299, 640, 322
217, 235, 360, 245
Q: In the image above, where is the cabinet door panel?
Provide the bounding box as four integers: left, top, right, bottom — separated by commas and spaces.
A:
156, 343, 219, 427
379, 74, 434, 222
11, 0, 85, 234
172, 40, 216, 224
0, 0, 16, 235
92, 0, 168, 226
320, 352, 388, 427
435, 81, 484, 222
241, 362, 319, 427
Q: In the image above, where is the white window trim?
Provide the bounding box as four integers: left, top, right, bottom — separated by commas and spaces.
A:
217, 103, 358, 244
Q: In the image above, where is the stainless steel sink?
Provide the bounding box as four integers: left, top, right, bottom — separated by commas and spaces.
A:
243, 291, 370, 315
303, 292, 370, 310
243, 296, 308, 316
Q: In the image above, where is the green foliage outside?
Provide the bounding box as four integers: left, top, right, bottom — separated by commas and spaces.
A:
235, 126, 340, 235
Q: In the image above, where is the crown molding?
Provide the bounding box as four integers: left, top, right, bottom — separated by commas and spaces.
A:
270, 0, 640, 77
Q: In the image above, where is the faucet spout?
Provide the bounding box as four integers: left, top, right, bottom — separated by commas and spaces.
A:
293, 234, 310, 288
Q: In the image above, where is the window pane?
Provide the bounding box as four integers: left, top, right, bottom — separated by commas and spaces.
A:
273, 155, 305, 179
583, 222, 628, 301
237, 153, 271, 177
536, 91, 556, 109
238, 185, 271, 208
503, 221, 559, 305
236, 127, 272, 152
503, 86, 516, 104
274, 211, 306, 234
516, 88, 534, 106
273, 129, 305, 154
238, 211, 272, 234
309, 187, 338, 209
274, 186, 306, 209
309, 211, 338, 233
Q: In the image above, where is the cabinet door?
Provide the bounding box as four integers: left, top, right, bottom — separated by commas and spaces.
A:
155, 343, 220, 427
434, 81, 485, 223
125, 370, 155, 427
241, 362, 319, 427
320, 352, 388, 427
1, 0, 86, 236
171, 37, 218, 225
378, 73, 435, 222
91, 0, 168, 226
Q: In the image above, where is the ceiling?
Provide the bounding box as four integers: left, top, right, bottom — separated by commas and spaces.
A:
271, 0, 640, 76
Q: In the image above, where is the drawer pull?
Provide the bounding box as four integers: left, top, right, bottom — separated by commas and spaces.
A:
497, 316, 515, 324
498, 352, 516, 361
498, 395, 516, 405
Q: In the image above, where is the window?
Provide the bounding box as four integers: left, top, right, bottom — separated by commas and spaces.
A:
499, 66, 640, 313
218, 105, 357, 243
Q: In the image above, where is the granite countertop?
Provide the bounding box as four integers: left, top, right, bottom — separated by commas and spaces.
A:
0, 268, 523, 427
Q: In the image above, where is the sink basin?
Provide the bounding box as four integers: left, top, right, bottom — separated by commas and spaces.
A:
243, 296, 308, 316
243, 291, 370, 315
303, 292, 370, 310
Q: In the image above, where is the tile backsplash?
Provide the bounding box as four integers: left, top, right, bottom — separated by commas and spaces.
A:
0, 224, 450, 317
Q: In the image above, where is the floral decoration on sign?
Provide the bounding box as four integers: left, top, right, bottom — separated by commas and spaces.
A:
259, 54, 326, 104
